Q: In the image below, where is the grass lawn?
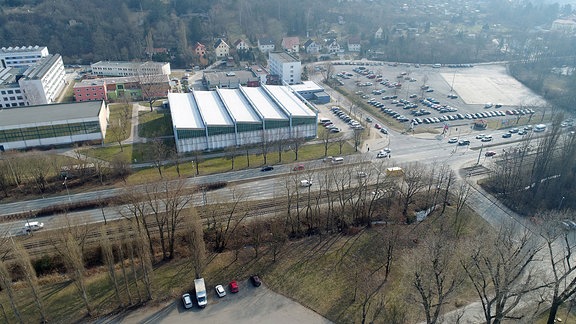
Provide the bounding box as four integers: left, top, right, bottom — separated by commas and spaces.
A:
104, 103, 133, 144
126, 141, 356, 181
138, 110, 173, 138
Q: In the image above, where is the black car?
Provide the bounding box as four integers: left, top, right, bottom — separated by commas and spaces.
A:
250, 275, 262, 287
261, 166, 274, 172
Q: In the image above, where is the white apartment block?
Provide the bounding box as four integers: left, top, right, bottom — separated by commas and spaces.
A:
0, 54, 66, 108
91, 61, 171, 77
267, 52, 301, 85
0, 45, 49, 69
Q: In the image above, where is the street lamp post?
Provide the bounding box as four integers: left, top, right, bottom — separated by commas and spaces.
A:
559, 196, 565, 210
63, 176, 71, 201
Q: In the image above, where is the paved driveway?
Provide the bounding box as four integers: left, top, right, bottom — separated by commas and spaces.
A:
101, 282, 332, 324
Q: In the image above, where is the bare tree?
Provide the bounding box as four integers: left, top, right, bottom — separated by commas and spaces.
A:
53, 230, 93, 316
11, 239, 47, 322
150, 138, 169, 178
99, 226, 123, 308
539, 210, 576, 324
205, 188, 249, 253
319, 127, 335, 157
138, 72, 169, 111
399, 163, 428, 222
0, 259, 22, 323
461, 222, 545, 324
407, 227, 464, 324
186, 207, 206, 279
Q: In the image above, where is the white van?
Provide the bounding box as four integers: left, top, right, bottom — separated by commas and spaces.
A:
534, 124, 546, 132
300, 179, 313, 187
332, 157, 344, 164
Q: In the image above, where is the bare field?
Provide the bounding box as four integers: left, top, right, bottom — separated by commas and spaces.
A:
441, 65, 546, 106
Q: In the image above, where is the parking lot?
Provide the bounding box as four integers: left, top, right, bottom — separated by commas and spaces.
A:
328, 61, 547, 135
114, 282, 332, 324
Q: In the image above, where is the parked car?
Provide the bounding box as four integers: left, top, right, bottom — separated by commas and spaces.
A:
374, 123, 382, 129
250, 275, 262, 287
215, 285, 226, 298
261, 166, 274, 172
476, 134, 485, 139
509, 128, 519, 133
376, 150, 389, 158
485, 151, 497, 157
229, 280, 239, 293
448, 137, 458, 143
481, 135, 493, 142
182, 293, 193, 309
380, 128, 388, 134
502, 133, 512, 138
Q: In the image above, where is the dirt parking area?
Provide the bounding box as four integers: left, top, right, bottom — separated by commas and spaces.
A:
109, 282, 332, 324
440, 64, 546, 106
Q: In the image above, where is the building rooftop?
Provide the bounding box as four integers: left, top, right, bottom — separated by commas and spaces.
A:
263, 85, 316, 117
289, 81, 323, 93
217, 88, 261, 123
203, 70, 259, 87
0, 101, 103, 128
73, 79, 106, 88
193, 90, 233, 126
268, 52, 299, 63
240, 86, 288, 120
168, 93, 204, 129
0, 45, 47, 53
0, 68, 20, 86
22, 54, 61, 80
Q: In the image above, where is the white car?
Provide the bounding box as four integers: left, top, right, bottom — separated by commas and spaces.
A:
376, 151, 389, 158
182, 293, 193, 309
448, 137, 458, 143
481, 135, 493, 142
23, 221, 44, 233
475, 134, 485, 139
215, 285, 226, 298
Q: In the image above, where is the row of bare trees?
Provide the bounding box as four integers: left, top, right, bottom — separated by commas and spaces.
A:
487, 114, 576, 213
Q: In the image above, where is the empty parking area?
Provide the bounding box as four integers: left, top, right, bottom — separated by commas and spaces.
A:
440, 65, 545, 106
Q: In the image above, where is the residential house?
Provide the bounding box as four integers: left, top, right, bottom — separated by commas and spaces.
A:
375, 27, 383, 39
233, 39, 249, 51
257, 38, 276, 53
214, 39, 230, 58
325, 40, 341, 54
281, 36, 300, 53
347, 37, 361, 52
303, 39, 321, 54
193, 42, 206, 57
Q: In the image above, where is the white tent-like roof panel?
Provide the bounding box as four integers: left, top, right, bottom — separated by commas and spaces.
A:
193, 90, 234, 126
168, 93, 204, 129
264, 85, 316, 117
241, 86, 288, 120
217, 88, 261, 123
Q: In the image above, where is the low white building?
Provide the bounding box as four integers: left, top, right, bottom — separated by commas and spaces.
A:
0, 54, 66, 108
0, 101, 108, 151
169, 85, 317, 153
268, 52, 301, 85
91, 61, 171, 77
0, 45, 49, 69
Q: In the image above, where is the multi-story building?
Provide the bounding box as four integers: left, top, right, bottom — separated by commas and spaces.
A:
0, 45, 49, 68
267, 52, 301, 85
91, 61, 171, 77
0, 54, 66, 108
73, 75, 170, 102
18, 54, 66, 106
73, 79, 107, 102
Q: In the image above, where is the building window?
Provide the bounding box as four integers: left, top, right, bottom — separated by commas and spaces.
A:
7, 90, 13, 94
0, 91, 4, 95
